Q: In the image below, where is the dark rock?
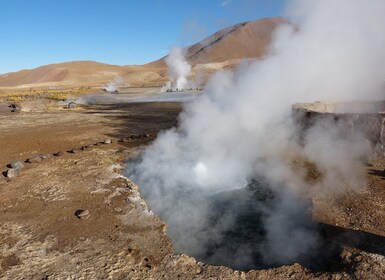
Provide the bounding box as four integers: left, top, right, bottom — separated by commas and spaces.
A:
67, 102, 77, 109
54, 151, 64, 157
75, 209, 89, 219
26, 156, 42, 163
9, 104, 21, 113
10, 160, 24, 171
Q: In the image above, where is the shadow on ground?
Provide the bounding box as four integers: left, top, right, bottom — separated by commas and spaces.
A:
198, 185, 385, 273
368, 168, 385, 180
81, 102, 183, 140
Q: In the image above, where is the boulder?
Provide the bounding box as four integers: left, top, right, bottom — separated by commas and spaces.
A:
39, 154, 51, 159
6, 168, 19, 179
129, 135, 139, 140
10, 160, 24, 171
9, 103, 21, 113
75, 209, 90, 219
67, 102, 77, 109
54, 151, 64, 157
70, 149, 80, 154
26, 156, 42, 163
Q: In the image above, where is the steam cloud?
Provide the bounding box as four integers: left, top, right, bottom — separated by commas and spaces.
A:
127, 0, 385, 270
162, 46, 192, 92
103, 76, 128, 93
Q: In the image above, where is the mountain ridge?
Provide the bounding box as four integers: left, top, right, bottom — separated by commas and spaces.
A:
0, 17, 287, 88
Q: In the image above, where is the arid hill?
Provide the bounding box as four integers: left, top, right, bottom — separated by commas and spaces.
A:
150, 17, 287, 66
0, 17, 287, 89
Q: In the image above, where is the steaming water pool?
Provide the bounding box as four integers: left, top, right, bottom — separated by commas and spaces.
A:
69, 91, 201, 105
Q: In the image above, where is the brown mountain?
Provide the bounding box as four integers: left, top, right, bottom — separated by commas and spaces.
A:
151, 17, 287, 66
0, 17, 287, 88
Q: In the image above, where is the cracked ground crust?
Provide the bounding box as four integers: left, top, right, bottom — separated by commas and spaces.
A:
0, 100, 385, 279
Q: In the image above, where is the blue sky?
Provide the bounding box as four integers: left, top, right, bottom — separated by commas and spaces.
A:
0, 0, 284, 73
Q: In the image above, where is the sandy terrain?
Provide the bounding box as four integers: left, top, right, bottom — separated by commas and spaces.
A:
0, 92, 385, 279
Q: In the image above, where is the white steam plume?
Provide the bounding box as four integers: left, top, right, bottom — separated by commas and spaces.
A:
127, 0, 385, 269
162, 46, 192, 92
103, 76, 128, 93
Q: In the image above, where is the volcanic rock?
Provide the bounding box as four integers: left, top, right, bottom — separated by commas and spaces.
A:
53, 151, 64, 157
26, 156, 42, 163
9, 104, 21, 113
10, 160, 24, 171
67, 102, 77, 109
6, 168, 20, 179
75, 209, 89, 219
39, 154, 51, 159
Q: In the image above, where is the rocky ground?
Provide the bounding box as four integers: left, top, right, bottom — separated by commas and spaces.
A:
0, 96, 385, 279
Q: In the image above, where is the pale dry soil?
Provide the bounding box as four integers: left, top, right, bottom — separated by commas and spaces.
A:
0, 98, 384, 279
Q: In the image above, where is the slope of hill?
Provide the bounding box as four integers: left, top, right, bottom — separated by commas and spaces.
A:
0, 61, 124, 87
149, 17, 287, 67
0, 17, 287, 88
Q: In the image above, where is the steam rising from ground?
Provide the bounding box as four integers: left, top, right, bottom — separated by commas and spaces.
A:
127, 0, 385, 269
103, 76, 128, 92
162, 47, 192, 92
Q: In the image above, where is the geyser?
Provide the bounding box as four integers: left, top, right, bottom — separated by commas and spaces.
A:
127, 0, 385, 271
161, 46, 192, 92
103, 76, 127, 93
